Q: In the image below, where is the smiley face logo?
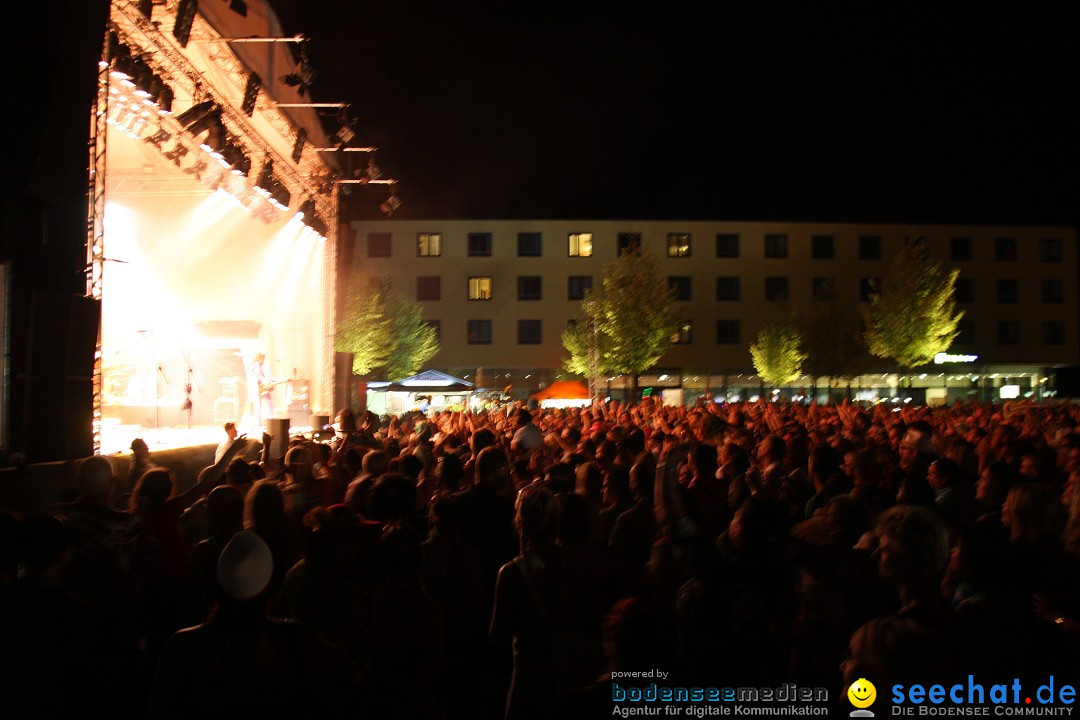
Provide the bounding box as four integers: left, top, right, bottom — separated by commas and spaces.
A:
847, 678, 877, 709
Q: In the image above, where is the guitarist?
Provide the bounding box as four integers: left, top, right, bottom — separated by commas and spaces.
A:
251, 352, 275, 430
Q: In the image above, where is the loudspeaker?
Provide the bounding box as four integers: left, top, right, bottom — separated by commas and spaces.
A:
266, 418, 290, 459
334, 351, 353, 414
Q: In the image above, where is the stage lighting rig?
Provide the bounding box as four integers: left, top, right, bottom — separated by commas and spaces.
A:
280, 38, 316, 97
241, 73, 260, 116
380, 188, 401, 217
297, 198, 316, 219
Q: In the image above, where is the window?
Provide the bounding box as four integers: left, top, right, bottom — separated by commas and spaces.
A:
1044, 321, 1065, 346
764, 234, 788, 258
672, 321, 692, 344
997, 321, 1020, 346
1041, 237, 1063, 262
859, 277, 879, 302
426, 319, 441, 342
418, 233, 442, 257
995, 237, 1017, 261
416, 276, 441, 301
367, 232, 391, 257
468, 232, 492, 257
468, 276, 492, 300
517, 276, 542, 301
812, 277, 836, 302
1042, 280, 1063, 303
953, 278, 974, 303
716, 276, 740, 301
568, 233, 593, 257
996, 279, 1019, 304
716, 233, 740, 258
668, 276, 691, 301
568, 275, 593, 300
667, 233, 691, 257
517, 232, 542, 257
951, 237, 973, 261
518, 319, 542, 345
955, 320, 975, 345
617, 232, 642, 256
859, 235, 882, 260
467, 320, 491, 345
717, 320, 741, 344
811, 234, 834, 259
765, 277, 789, 302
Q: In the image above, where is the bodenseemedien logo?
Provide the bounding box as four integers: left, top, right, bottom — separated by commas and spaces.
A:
848, 678, 877, 717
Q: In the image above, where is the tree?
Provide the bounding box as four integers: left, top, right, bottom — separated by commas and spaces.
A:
803, 303, 871, 393
863, 237, 963, 371
561, 250, 678, 399
750, 312, 807, 389
336, 274, 439, 380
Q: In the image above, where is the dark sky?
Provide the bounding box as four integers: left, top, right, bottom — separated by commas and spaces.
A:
271, 2, 1078, 225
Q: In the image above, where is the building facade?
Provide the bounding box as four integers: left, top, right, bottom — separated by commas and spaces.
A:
349, 220, 1078, 403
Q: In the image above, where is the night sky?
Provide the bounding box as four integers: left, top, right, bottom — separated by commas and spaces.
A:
269, 2, 1078, 225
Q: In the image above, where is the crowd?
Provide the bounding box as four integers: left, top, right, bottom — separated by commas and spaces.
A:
1, 397, 1079, 718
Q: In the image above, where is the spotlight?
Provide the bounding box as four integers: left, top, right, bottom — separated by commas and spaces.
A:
144, 128, 172, 148
173, 0, 197, 47
131, 60, 154, 97
241, 72, 260, 116
174, 100, 216, 129
269, 180, 291, 210
291, 127, 307, 163
110, 48, 135, 80
200, 118, 227, 157
184, 158, 209, 180
228, 0, 248, 16
297, 198, 315, 219
380, 193, 401, 216
221, 143, 250, 175
163, 144, 189, 164
365, 157, 382, 182
156, 85, 174, 114
255, 158, 274, 191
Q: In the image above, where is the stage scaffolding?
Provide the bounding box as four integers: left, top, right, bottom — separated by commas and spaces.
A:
88, 0, 342, 453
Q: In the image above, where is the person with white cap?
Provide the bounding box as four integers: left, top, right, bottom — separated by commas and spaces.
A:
148, 531, 353, 717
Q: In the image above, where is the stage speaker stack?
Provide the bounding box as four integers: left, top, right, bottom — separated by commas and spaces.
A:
267, 418, 290, 459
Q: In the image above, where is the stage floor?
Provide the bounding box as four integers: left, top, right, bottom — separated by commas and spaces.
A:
99, 417, 314, 455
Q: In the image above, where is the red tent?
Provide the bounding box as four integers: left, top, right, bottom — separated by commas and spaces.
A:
530, 380, 590, 401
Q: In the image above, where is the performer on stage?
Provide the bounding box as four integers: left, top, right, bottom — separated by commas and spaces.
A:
250, 352, 273, 429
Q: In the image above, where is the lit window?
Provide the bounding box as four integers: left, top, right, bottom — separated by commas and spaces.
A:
468, 276, 492, 300
667, 233, 691, 257
568, 233, 593, 257
418, 233, 442, 257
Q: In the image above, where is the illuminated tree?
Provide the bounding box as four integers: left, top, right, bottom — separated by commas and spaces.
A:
863, 238, 963, 370
336, 274, 438, 380
750, 312, 807, 388
562, 250, 678, 399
